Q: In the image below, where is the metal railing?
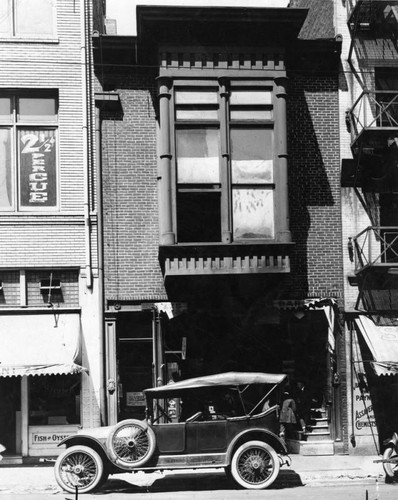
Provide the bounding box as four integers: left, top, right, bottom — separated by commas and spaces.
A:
348, 90, 398, 143
353, 226, 398, 273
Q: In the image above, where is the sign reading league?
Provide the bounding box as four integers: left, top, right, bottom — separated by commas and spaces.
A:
19, 130, 56, 207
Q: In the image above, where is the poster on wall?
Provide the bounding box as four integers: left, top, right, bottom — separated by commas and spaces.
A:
352, 332, 377, 438
19, 129, 57, 208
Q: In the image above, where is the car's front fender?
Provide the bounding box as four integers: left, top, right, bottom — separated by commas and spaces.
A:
58, 434, 108, 456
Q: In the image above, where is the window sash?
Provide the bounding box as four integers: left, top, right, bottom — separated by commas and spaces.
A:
0, 127, 13, 209
173, 81, 275, 244
0, 0, 11, 35
0, 93, 58, 211
232, 187, 275, 240
0, 0, 56, 37
176, 128, 220, 184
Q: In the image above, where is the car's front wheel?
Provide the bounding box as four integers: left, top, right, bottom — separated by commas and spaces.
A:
383, 446, 398, 482
230, 440, 280, 490
54, 445, 104, 494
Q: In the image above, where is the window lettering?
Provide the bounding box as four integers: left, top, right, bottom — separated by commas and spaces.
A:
0, 94, 58, 211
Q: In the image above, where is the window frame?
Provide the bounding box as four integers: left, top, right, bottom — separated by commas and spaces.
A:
0, 0, 57, 40
171, 79, 276, 245
0, 92, 59, 212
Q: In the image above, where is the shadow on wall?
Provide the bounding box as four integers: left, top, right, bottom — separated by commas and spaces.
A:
286, 73, 339, 297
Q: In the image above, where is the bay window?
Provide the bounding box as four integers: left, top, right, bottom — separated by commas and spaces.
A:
173, 81, 275, 244
0, 93, 58, 211
0, 0, 56, 38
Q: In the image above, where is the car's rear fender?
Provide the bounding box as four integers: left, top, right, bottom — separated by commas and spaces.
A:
227, 428, 287, 462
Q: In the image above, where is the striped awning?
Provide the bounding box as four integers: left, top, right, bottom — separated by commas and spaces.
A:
0, 313, 87, 377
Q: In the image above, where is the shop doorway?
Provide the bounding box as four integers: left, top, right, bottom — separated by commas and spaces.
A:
116, 311, 154, 422
0, 377, 21, 455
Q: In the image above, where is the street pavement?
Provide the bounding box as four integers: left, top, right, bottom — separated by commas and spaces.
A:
0, 453, 387, 496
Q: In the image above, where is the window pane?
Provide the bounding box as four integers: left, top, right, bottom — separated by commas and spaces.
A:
231, 128, 273, 183
0, 0, 11, 35
29, 374, 81, 425
19, 129, 57, 208
15, 0, 54, 36
175, 91, 218, 105
176, 109, 218, 121
0, 128, 12, 208
230, 91, 272, 105
230, 109, 273, 120
233, 188, 274, 240
18, 97, 57, 121
176, 128, 220, 183
177, 192, 221, 242
0, 97, 12, 121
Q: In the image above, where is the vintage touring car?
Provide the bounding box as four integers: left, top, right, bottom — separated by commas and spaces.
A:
54, 371, 290, 493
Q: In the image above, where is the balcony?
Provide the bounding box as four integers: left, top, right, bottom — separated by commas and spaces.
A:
348, 90, 398, 155
353, 226, 398, 275
349, 90, 398, 149
347, 0, 398, 31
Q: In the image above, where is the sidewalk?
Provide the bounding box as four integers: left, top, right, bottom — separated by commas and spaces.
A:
0, 454, 386, 495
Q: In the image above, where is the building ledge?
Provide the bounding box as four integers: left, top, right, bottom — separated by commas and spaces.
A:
159, 242, 293, 278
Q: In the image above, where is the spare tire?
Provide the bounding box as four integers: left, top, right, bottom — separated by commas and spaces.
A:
107, 419, 156, 469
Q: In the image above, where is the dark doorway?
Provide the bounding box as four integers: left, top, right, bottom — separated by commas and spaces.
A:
116, 312, 153, 421
0, 377, 21, 454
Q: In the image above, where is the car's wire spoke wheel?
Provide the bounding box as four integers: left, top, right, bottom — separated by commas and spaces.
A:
107, 419, 156, 469
54, 445, 104, 494
383, 447, 398, 481
231, 440, 280, 489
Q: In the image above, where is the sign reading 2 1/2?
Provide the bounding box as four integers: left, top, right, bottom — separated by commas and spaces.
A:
20, 131, 57, 207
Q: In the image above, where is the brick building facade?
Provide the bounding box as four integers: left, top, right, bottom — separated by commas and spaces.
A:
95, 2, 347, 455
0, 0, 104, 461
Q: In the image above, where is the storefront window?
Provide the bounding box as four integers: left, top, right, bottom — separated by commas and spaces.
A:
28, 374, 81, 425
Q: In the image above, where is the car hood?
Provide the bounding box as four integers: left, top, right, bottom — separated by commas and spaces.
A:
77, 425, 113, 439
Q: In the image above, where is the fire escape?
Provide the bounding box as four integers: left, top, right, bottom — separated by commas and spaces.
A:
345, 0, 398, 312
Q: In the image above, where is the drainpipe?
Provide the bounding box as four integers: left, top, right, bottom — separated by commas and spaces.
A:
81, 0, 92, 289
95, 104, 107, 425
81, 0, 106, 425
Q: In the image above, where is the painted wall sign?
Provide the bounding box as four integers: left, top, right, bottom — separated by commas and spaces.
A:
31, 431, 74, 445
19, 130, 57, 207
352, 332, 377, 436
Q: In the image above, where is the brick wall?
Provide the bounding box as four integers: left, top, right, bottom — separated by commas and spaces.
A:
287, 72, 344, 302
101, 70, 166, 302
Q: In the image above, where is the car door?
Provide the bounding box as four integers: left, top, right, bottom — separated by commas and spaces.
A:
186, 420, 228, 453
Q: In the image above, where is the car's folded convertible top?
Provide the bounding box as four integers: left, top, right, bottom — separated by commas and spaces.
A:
144, 371, 287, 396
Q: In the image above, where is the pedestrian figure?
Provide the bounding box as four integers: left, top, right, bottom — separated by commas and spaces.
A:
294, 380, 312, 432
279, 391, 297, 439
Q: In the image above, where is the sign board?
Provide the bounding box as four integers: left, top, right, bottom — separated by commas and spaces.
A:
19, 130, 57, 207
126, 391, 146, 407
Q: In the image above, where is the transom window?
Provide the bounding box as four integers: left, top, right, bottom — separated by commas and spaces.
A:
0, 0, 56, 38
0, 93, 58, 211
174, 81, 275, 243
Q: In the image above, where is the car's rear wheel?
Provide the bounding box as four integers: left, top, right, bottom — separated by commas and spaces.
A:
383, 446, 398, 482
107, 419, 156, 469
54, 445, 104, 494
230, 440, 280, 490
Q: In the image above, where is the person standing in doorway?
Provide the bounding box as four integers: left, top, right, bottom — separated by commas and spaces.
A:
294, 379, 312, 432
